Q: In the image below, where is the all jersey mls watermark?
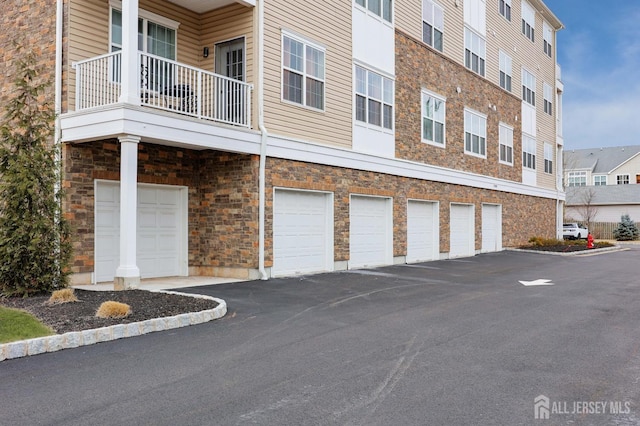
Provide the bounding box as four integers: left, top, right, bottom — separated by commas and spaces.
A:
534, 395, 632, 420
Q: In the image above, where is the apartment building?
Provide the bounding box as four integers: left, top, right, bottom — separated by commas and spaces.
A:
0, 0, 564, 288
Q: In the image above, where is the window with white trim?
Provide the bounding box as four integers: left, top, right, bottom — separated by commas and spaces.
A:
110, 5, 178, 89
422, 91, 445, 146
499, 123, 513, 165
499, 51, 512, 92
355, 0, 393, 22
465, 28, 486, 76
423, 0, 444, 52
544, 143, 553, 174
464, 109, 486, 157
355, 65, 394, 130
521, 0, 535, 42
499, 0, 511, 21
543, 22, 553, 57
567, 171, 586, 187
522, 68, 536, 106
617, 174, 630, 185
543, 83, 553, 115
593, 175, 607, 186
282, 33, 325, 110
522, 135, 536, 170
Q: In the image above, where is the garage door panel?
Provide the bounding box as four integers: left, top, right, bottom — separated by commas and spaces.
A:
407, 201, 438, 263
482, 205, 502, 252
96, 182, 185, 282
273, 190, 332, 276
450, 204, 474, 258
350, 196, 392, 268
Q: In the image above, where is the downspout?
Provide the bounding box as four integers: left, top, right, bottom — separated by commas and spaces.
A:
257, 0, 268, 280
55, 0, 63, 149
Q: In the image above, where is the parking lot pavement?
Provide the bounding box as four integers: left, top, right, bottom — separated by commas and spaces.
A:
1, 248, 639, 425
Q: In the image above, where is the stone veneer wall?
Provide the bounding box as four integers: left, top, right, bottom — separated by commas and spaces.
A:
62, 141, 259, 277
395, 29, 523, 182
266, 158, 556, 265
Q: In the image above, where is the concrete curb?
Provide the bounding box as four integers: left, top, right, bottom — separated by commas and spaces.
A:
507, 245, 626, 256
0, 290, 226, 362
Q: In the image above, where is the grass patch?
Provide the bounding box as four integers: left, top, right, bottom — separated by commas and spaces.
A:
0, 306, 55, 343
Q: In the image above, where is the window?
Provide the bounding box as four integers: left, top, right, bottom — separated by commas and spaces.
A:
499, 123, 513, 165
499, 0, 511, 21
521, 0, 535, 42
617, 174, 630, 185
355, 65, 394, 130
543, 83, 553, 115
543, 22, 552, 57
355, 0, 393, 22
593, 175, 607, 186
544, 143, 553, 174
110, 6, 178, 90
567, 171, 586, 187
422, 91, 446, 145
522, 135, 536, 170
464, 109, 486, 157
522, 68, 536, 106
423, 0, 444, 52
499, 51, 512, 92
465, 28, 486, 76
282, 34, 325, 110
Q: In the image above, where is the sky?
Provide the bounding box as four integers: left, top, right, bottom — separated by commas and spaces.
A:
543, 0, 640, 150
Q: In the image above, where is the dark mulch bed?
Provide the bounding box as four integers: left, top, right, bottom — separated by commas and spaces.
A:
519, 242, 614, 253
0, 290, 218, 335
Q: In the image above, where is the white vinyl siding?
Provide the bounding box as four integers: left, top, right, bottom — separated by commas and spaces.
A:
499, 123, 513, 165
421, 90, 446, 146
464, 108, 487, 158
282, 32, 325, 110
422, 0, 444, 51
499, 50, 512, 92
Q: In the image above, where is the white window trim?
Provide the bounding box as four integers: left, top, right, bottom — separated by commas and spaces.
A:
354, 0, 394, 25
354, 62, 395, 133
593, 175, 607, 186
422, 0, 444, 51
543, 21, 553, 57
499, 0, 512, 21
281, 30, 326, 112
421, 89, 446, 148
499, 122, 513, 166
544, 143, 553, 174
567, 171, 587, 186
464, 27, 486, 77
543, 82, 553, 115
464, 108, 487, 159
522, 134, 536, 170
617, 174, 630, 185
522, 67, 536, 106
499, 50, 512, 92
521, 0, 535, 42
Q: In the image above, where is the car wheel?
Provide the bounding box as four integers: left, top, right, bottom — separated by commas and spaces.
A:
577, 232, 583, 240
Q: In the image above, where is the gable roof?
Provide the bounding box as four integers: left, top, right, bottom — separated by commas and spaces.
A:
566, 185, 640, 206
565, 145, 640, 174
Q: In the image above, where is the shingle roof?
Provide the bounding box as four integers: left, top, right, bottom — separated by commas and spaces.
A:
564, 145, 640, 174
566, 185, 640, 205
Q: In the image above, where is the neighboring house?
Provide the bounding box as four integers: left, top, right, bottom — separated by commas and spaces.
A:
564, 146, 640, 223
0, 0, 564, 288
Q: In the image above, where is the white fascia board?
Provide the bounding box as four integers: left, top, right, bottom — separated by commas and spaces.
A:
267, 134, 565, 201
609, 152, 640, 174
60, 105, 261, 154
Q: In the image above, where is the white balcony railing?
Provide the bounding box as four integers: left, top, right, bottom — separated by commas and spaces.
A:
73, 51, 252, 128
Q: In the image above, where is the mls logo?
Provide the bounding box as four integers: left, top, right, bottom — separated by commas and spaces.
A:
534, 395, 550, 419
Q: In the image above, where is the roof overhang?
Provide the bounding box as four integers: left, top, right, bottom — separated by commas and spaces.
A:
528, 0, 564, 30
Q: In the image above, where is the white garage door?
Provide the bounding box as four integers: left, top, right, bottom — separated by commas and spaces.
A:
481, 204, 502, 253
450, 204, 475, 258
407, 200, 439, 263
350, 196, 392, 269
273, 190, 333, 276
95, 181, 186, 283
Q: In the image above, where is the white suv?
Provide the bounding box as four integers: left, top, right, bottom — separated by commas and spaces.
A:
563, 223, 588, 240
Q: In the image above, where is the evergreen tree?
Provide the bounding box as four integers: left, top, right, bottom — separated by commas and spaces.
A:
612, 214, 640, 241
0, 50, 72, 297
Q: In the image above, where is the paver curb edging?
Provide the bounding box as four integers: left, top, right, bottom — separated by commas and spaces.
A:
506, 245, 625, 256
0, 290, 226, 362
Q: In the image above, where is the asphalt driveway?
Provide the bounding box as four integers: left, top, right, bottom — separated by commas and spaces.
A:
1, 248, 639, 425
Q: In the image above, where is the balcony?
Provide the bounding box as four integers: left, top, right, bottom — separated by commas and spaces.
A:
73, 51, 252, 128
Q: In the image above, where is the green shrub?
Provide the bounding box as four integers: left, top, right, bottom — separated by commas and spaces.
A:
0, 49, 72, 297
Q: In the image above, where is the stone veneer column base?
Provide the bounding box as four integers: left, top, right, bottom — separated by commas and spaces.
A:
114, 276, 140, 291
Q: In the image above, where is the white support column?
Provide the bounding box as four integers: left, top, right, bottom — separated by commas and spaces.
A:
114, 135, 141, 290
118, 0, 140, 104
